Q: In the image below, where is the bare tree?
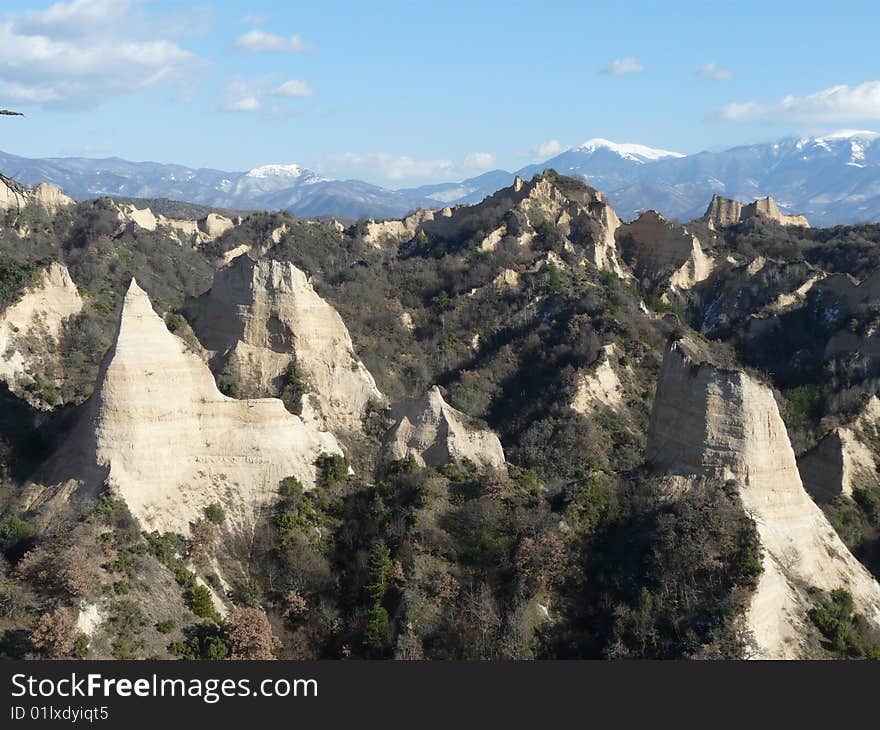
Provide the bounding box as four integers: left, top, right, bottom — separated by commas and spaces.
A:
30, 607, 77, 658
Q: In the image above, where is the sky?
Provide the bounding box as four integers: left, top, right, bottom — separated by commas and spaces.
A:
1, 0, 880, 187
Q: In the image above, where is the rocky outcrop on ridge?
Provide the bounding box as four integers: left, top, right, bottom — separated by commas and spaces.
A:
1, 173, 74, 214
57, 279, 343, 539
646, 337, 880, 658
186, 255, 384, 437
416, 172, 628, 277
382, 386, 506, 471
114, 203, 237, 244
361, 208, 450, 247
0, 262, 83, 406
702, 194, 809, 229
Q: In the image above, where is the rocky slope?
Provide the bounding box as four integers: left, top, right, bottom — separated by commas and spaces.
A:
186, 255, 384, 438
647, 337, 880, 658
618, 210, 714, 299
0, 262, 82, 405
57, 279, 343, 540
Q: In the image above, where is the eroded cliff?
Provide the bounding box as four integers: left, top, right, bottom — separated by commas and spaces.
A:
64, 279, 343, 539
646, 337, 880, 658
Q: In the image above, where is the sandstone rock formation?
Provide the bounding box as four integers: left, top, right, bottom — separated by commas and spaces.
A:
702, 194, 809, 229
31, 183, 75, 215
186, 255, 383, 436
383, 386, 506, 471
362, 209, 444, 247
0, 173, 74, 214
619, 210, 713, 298
114, 204, 237, 244
570, 344, 627, 415
198, 213, 235, 239
0, 262, 83, 405
647, 337, 880, 658
64, 279, 343, 538
798, 427, 879, 501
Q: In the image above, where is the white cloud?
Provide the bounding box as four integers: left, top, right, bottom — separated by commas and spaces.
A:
234, 29, 311, 53
695, 63, 734, 81
221, 77, 312, 114
0, 0, 199, 107
463, 152, 495, 170
719, 81, 880, 123
535, 139, 565, 158
273, 80, 313, 97
601, 57, 644, 75
15, 0, 134, 38
224, 95, 261, 113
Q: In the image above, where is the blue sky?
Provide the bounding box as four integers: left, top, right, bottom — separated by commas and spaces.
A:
1, 0, 880, 186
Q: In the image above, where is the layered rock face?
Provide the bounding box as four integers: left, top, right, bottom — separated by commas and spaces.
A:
798, 427, 879, 501
702, 194, 809, 229
619, 210, 713, 297
647, 338, 880, 658
77, 279, 343, 537
0, 173, 74, 214
0, 262, 83, 404
187, 255, 383, 436
383, 386, 506, 471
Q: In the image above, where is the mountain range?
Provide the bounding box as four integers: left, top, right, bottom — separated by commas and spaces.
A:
3, 130, 880, 224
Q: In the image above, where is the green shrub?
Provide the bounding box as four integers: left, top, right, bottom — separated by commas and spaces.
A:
107, 600, 148, 660
169, 623, 229, 660
0, 516, 34, 550
156, 619, 176, 634
204, 502, 226, 525
186, 585, 216, 619
217, 375, 238, 398
164, 313, 185, 332
232, 580, 263, 608
315, 453, 349, 488
853, 487, 880, 524
72, 633, 90, 659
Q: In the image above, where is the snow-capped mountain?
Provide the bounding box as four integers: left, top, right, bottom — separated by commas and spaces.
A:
2, 132, 880, 223
0, 151, 435, 219
570, 138, 685, 163
404, 139, 686, 205
407, 131, 880, 225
